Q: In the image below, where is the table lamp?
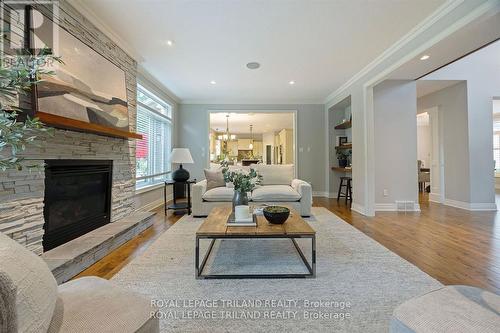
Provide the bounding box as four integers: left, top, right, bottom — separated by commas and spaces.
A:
171, 148, 194, 182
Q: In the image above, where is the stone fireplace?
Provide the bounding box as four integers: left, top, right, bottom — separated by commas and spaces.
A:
0, 0, 138, 255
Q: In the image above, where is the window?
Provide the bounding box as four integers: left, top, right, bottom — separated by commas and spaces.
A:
136, 84, 173, 188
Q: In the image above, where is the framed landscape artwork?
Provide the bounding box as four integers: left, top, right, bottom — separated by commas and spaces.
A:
32, 13, 130, 133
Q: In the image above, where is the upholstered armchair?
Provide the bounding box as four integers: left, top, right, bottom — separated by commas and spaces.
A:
0, 232, 159, 333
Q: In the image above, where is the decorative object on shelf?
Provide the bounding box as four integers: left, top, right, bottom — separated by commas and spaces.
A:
339, 136, 348, 146
221, 161, 262, 212
263, 206, 290, 224
336, 147, 351, 168
171, 148, 194, 181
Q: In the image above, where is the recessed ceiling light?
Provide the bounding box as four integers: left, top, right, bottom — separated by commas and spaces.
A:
210, 80, 217, 85
166, 40, 174, 46
289, 80, 295, 85
420, 54, 430, 60
246, 62, 260, 70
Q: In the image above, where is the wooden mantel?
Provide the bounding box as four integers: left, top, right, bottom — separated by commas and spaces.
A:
36, 112, 142, 140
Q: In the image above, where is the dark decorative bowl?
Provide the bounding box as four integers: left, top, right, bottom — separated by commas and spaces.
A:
263, 206, 290, 224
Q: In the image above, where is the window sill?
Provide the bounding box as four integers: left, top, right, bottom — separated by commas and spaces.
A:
135, 182, 164, 195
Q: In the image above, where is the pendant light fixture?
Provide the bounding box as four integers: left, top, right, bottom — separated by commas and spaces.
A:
217, 114, 236, 142
249, 125, 254, 150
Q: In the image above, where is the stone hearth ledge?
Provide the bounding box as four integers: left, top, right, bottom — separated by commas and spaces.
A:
42, 211, 155, 284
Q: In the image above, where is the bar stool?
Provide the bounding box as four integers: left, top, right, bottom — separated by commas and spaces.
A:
337, 176, 352, 205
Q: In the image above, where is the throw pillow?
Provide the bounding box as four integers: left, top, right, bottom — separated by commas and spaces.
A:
204, 169, 225, 190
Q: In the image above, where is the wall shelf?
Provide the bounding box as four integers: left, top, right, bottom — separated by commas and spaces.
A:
331, 167, 352, 172
334, 120, 352, 130
335, 144, 352, 149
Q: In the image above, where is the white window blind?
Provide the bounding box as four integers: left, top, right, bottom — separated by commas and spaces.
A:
136, 84, 172, 188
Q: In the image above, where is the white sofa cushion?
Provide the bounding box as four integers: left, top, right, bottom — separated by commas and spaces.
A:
0, 232, 58, 333
203, 187, 235, 202
252, 164, 294, 185
252, 185, 301, 202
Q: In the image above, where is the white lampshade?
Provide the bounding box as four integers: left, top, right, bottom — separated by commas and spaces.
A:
171, 148, 194, 164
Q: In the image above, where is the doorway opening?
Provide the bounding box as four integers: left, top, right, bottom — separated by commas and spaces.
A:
208, 112, 296, 171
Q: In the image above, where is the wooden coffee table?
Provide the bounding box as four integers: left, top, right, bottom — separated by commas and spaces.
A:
195, 206, 316, 279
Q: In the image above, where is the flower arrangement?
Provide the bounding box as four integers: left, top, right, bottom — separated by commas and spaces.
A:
221, 161, 262, 193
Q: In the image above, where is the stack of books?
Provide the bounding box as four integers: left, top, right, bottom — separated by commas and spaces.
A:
226, 213, 257, 227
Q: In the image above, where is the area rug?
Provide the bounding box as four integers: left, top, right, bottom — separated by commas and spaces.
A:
111, 207, 442, 332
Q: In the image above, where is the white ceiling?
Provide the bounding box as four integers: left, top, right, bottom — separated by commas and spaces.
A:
210, 112, 293, 134
77, 0, 445, 103
388, 10, 500, 81
416, 80, 462, 98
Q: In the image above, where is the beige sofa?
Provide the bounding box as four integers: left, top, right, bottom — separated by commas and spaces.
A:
0, 232, 158, 333
192, 164, 312, 217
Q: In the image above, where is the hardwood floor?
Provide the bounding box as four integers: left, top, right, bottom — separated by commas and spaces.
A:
75, 194, 500, 293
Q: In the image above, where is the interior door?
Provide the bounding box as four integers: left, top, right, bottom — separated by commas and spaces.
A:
428, 107, 445, 203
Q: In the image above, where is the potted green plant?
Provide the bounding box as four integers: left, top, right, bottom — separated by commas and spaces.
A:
336, 148, 350, 168
221, 161, 262, 210
0, 49, 62, 171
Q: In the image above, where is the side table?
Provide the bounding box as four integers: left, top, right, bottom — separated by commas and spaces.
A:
164, 179, 196, 215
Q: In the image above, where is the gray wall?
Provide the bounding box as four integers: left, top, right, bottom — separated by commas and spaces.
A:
423, 40, 500, 206
178, 104, 326, 192
324, 1, 492, 215
373, 80, 418, 206
418, 81, 471, 203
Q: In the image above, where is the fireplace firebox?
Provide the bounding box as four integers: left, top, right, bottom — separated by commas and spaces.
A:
43, 160, 113, 251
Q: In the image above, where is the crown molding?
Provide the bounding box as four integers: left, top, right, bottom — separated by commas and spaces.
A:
67, 0, 144, 62
179, 99, 324, 105
137, 65, 181, 104
323, 0, 465, 106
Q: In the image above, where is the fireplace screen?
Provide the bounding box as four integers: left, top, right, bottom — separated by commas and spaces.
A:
43, 160, 113, 251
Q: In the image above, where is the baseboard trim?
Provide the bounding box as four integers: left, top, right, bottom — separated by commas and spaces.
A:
428, 193, 443, 203
444, 199, 497, 211
351, 203, 366, 215
312, 191, 329, 197
137, 195, 173, 212
374, 203, 421, 212
374, 203, 397, 211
